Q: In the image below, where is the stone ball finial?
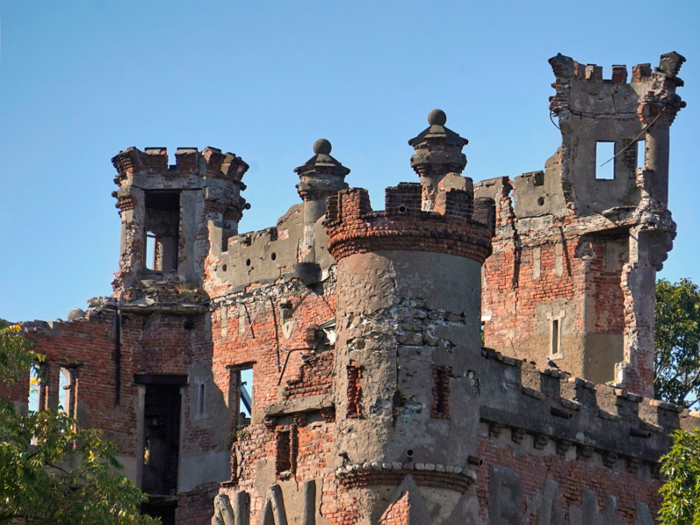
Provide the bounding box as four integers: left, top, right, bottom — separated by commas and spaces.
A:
68, 307, 86, 322
428, 109, 447, 126
313, 138, 332, 155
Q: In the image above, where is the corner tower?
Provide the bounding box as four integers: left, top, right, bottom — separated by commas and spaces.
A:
325, 111, 494, 523
111, 147, 248, 298
478, 52, 685, 396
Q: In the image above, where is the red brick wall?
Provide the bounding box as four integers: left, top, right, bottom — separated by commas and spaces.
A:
22, 312, 138, 450
380, 492, 410, 525
482, 239, 583, 352
476, 431, 661, 523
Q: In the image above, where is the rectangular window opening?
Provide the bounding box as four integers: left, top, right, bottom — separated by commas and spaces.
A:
551, 319, 560, 356
142, 383, 181, 495
27, 365, 43, 413
144, 191, 181, 274
145, 233, 156, 271
347, 365, 362, 418
431, 366, 451, 419
228, 366, 254, 440
596, 142, 615, 180
58, 367, 78, 418
58, 368, 69, 412
275, 430, 294, 476
637, 140, 646, 170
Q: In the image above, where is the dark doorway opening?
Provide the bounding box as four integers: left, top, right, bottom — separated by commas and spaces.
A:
142, 382, 181, 496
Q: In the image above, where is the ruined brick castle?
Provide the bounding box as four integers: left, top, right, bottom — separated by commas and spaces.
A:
3, 51, 694, 524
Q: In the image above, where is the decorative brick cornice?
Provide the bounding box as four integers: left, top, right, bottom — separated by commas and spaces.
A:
336, 462, 476, 493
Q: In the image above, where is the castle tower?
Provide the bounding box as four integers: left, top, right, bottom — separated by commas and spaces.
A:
325, 111, 493, 523
111, 147, 248, 297
477, 52, 685, 396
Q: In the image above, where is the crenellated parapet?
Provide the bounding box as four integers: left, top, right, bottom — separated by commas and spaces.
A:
549, 52, 686, 129
325, 183, 493, 264
479, 347, 697, 468
548, 51, 685, 213
112, 146, 248, 183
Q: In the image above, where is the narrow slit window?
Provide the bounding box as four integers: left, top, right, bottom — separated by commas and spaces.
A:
431, 366, 451, 419
596, 142, 615, 180
347, 365, 362, 418
637, 140, 646, 170
551, 319, 560, 355
197, 382, 206, 417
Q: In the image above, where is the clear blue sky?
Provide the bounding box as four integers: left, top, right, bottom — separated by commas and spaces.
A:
0, 1, 698, 323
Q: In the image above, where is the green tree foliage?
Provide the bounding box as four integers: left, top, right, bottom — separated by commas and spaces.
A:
655, 278, 700, 408
659, 429, 700, 525
0, 322, 159, 525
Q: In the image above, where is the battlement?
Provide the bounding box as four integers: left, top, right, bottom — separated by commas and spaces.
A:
479, 347, 699, 465
325, 184, 493, 263
112, 146, 249, 184
550, 52, 685, 84
549, 52, 686, 127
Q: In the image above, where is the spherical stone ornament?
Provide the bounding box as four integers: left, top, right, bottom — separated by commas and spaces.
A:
313, 138, 332, 155
428, 109, 447, 126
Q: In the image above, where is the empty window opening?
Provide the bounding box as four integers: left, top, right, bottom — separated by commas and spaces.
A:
144, 191, 181, 274
347, 365, 362, 418
142, 383, 181, 495
275, 428, 296, 477
58, 367, 78, 418
27, 365, 42, 413
431, 366, 451, 419
637, 140, 646, 170
145, 233, 156, 271
551, 319, 560, 356
34, 364, 49, 412
596, 142, 615, 180
228, 366, 254, 438
58, 368, 68, 412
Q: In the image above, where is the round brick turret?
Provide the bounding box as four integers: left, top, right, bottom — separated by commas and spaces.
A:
325, 116, 495, 521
